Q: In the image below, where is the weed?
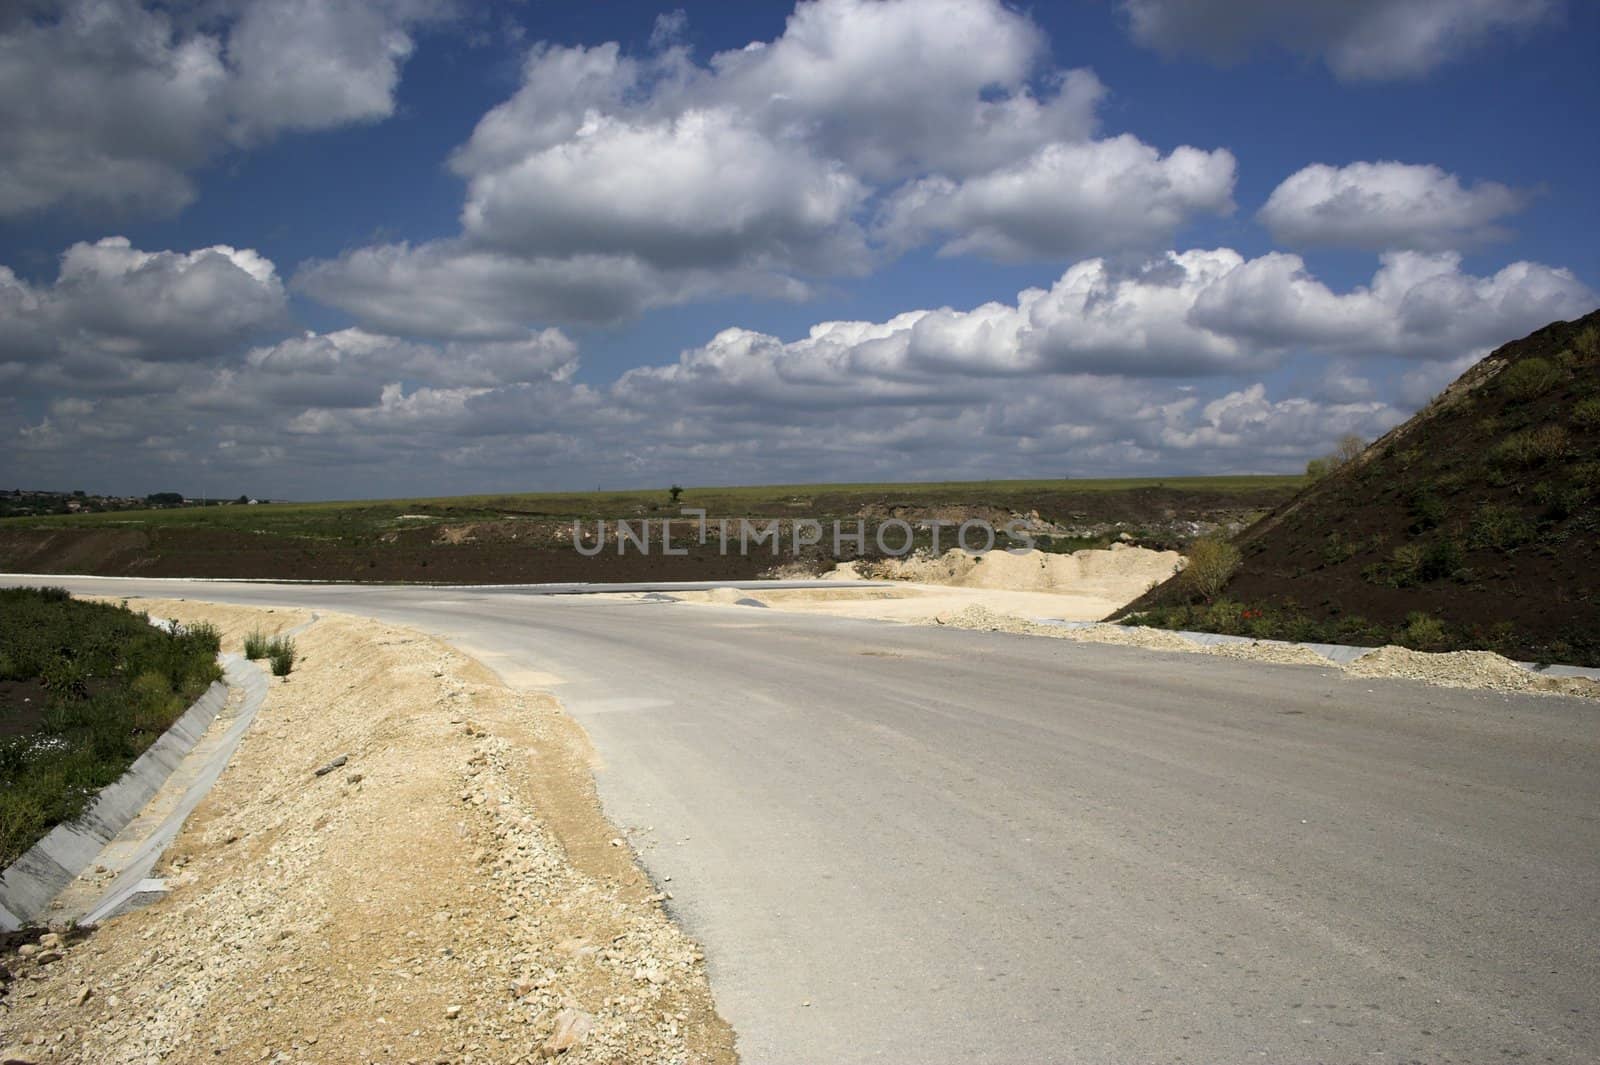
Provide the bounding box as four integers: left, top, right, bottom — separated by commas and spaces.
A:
1499, 357, 1563, 401
1406, 489, 1446, 532
1493, 424, 1569, 466
267, 636, 297, 677
1574, 325, 1600, 361
1400, 612, 1449, 651
1468, 503, 1534, 551
1574, 396, 1600, 430
0, 587, 221, 866
243, 629, 271, 659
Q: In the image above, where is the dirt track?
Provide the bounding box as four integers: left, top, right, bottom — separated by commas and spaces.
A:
0, 601, 733, 1065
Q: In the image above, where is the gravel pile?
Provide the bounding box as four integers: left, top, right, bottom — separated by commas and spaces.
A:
931, 605, 1599, 698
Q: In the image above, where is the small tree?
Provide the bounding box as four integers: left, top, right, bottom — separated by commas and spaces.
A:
668, 484, 684, 505
1180, 537, 1241, 602
1332, 433, 1366, 466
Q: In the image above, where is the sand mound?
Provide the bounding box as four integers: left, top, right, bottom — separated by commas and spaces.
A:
1347, 646, 1600, 697
836, 545, 1182, 600
928, 606, 1597, 698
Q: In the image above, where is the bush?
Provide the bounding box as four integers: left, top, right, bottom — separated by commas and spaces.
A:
1499, 357, 1563, 401
1469, 503, 1534, 551
267, 636, 297, 677
1493, 424, 1569, 467
1574, 397, 1600, 430
1179, 537, 1241, 602
1406, 489, 1446, 532
243, 629, 271, 660
1574, 325, 1600, 361
1400, 612, 1448, 651
1305, 434, 1366, 480
1533, 480, 1589, 519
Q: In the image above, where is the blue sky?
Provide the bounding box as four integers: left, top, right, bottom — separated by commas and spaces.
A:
2, 0, 1595, 499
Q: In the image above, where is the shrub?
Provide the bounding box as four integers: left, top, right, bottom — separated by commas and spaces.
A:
1332, 434, 1366, 466
1499, 357, 1563, 401
1400, 612, 1448, 651
1493, 424, 1569, 466
1321, 531, 1359, 566
1574, 397, 1600, 430
243, 629, 271, 660
1406, 489, 1446, 532
1533, 480, 1590, 519
1468, 503, 1533, 551
267, 636, 297, 677
1419, 538, 1465, 582
1304, 434, 1366, 480
1574, 325, 1600, 361
1179, 537, 1241, 602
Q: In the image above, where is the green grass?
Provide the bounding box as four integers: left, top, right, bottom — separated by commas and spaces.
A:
0, 588, 222, 867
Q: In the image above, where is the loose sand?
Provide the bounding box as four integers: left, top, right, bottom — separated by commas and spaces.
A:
679, 545, 1597, 699
675, 546, 1183, 624
0, 599, 733, 1065
931, 605, 1599, 699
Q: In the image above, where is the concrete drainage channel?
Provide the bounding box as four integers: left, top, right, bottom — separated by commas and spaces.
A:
0, 616, 316, 931
1035, 620, 1600, 681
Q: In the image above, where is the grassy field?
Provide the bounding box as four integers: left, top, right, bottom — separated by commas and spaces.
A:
0, 588, 223, 866
6, 476, 1306, 539
0, 476, 1306, 584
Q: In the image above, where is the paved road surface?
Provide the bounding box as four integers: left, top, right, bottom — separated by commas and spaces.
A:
10, 577, 1599, 1063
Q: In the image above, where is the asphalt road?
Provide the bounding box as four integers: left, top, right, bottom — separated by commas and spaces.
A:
10, 577, 1599, 1064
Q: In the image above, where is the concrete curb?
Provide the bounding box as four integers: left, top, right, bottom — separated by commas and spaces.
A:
75, 653, 271, 926
0, 673, 231, 929
1033, 620, 1600, 680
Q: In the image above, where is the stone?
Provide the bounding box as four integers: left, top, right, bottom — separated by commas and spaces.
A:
541, 1009, 593, 1057
313, 755, 349, 777
445, 1005, 462, 1019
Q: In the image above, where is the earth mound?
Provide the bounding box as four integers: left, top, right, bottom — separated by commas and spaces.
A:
1117, 309, 1600, 666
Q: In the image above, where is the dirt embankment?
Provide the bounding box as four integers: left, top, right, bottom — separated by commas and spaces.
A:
0, 601, 733, 1065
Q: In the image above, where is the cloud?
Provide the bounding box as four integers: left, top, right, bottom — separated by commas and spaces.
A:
10, 239, 1588, 497
1120, 0, 1560, 80
1260, 161, 1527, 250
1189, 250, 1594, 358
0, 0, 446, 218
0, 237, 288, 389
303, 0, 1232, 332
624, 247, 1594, 404
294, 241, 813, 338
881, 136, 1236, 261
458, 107, 870, 273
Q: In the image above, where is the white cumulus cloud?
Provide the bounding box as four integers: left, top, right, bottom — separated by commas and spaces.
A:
1260, 161, 1527, 250
303, 0, 1234, 332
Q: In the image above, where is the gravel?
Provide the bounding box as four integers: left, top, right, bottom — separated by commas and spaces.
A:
933, 605, 1599, 698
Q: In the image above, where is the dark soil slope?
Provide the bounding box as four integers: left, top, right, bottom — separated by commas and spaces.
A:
1118, 309, 1600, 666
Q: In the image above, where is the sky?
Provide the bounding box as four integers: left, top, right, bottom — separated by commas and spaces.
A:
1, 0, 1596, 501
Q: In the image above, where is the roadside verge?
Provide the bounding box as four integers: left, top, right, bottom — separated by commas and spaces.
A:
0, 600, 735, 1065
